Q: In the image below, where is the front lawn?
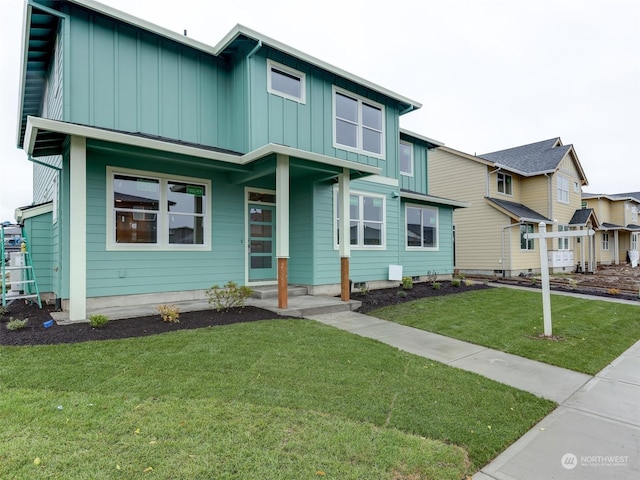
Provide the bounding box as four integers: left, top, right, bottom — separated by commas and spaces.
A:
0, 319, 554, 479
370, 288, 640, 375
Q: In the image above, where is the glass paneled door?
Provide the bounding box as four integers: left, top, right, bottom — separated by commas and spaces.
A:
248, 204, 276, 281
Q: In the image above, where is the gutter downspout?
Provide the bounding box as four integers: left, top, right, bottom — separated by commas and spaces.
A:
28, 154, 63, 171
544, 172, 553, 223
245, 40, 262, 152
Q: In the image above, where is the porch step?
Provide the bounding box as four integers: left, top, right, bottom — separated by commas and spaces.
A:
251, 285, 308, 300
259, 295, 362, 318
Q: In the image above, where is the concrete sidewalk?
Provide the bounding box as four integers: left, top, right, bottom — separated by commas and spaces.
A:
307, 310, 640, 480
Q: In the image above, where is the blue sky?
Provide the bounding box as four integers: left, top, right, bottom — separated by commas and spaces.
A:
1, 0, 639, 221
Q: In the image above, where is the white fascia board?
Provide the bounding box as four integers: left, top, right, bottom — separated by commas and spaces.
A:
493, 163, 556, 177
214, 24, 422, 110
399, 128, 444, 147
16, 2, 31, 147
400, 191, 469, 209
437, 146, 494, 166
25, 117, 382, 176
64, 3, 422, 110
14, 202, 53, 223
68, 0, 217, 55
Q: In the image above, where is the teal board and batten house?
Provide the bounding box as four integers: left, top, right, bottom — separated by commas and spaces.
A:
15, 0, 467, 321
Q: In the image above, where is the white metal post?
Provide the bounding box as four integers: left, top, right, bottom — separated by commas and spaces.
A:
538, 222, 552, 336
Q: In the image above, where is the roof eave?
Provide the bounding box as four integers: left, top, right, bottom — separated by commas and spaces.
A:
399, 128, 444, 147
16, 1, 32, 148
400, 191, 469, 209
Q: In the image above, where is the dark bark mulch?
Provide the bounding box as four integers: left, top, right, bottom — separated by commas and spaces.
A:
0, 304, 293, 347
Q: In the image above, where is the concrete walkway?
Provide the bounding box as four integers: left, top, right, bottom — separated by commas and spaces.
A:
306, 309, 640, 480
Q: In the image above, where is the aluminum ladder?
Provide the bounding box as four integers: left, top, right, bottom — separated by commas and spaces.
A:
1, 224, 42, 308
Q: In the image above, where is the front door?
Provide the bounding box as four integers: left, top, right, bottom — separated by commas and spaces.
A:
248, 204, 277, 282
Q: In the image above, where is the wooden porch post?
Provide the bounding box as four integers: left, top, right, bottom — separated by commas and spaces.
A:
338, 168, 350, 301
276, 154, 289, 309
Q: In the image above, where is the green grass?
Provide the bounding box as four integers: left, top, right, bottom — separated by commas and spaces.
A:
0, 320, 554, 479
370, 288, 640, 374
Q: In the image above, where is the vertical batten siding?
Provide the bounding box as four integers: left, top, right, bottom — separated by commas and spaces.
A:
67, 7, 232, 151
84, 145, 247, 298
288, 181, 315, 284
249, 50, 401, 179
23, 213, 54, 294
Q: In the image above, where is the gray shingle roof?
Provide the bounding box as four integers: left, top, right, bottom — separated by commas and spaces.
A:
485, 197, 552, 223
479, 138, 571, 175
569, 208, 594, 226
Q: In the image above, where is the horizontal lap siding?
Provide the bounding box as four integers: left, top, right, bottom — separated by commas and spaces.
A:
68, 7, 232, 151
84, 147, 245, 298
24, 213, 54, 294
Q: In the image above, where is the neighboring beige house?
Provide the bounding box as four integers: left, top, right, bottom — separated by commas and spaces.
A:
582, 192, 640, 266
429, 138, 593, 276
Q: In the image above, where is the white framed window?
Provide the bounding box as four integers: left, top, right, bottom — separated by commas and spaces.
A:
632, 205, 638, 223
632, 233, 639, 251
267, 60, 306, 104
107, 167, 211, 251
333, 87, 385, 157
573, 181, 580, 193
602, 232, 609, 250
399, 140, 413, 176
335, 190, 386, 249
557, 225, 570, 250
405, 204, 439, 250
557, 176, 569, 203
497, 172, 512, 195
520, 223, 534, 250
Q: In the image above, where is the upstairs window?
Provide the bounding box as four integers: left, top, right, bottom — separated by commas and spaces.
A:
399, 141, 413, 176
333, 87, 384, 157
267, 60, 306, 103
497, 172, 512, 195
557, 176, 569, 203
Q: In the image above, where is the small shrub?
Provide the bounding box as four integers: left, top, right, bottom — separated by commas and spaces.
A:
607, 288, 620, 296
397, 290, 408, 298
401, 276, 413, 290
206, 281, 254, 312
157, 304, 180, 323
464, 279, 474, 287
358, 284, 370, 296
451, 279, 461, 287
0, 306, 7, 319
6, 318, 28, 331
432, 282, 441, 290
529, 277, 537, 286
89, 314, 109, 329
456, 273, 466, 280
568, 279, 578, 290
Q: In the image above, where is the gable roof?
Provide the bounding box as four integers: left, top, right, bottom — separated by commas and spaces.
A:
569, 208, 599, 228
583, 192, 640, 203
485, 197, 552, 224
479, 138, 573, 176
17, 1, 421, 148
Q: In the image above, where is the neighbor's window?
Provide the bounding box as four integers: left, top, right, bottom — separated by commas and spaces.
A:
632, 205, 638, 223
602, 232, 609, 250
333, 87, 384, 157
557, 225, 570, 250
267, 60, 305, 103
399, 140, 413, 176
406, 205, 439, 250
109, 168, 209, 250
335, 191, 385, 248
520, 223, 534, 250
497, 172, 512, 195
557, 176, 569, 203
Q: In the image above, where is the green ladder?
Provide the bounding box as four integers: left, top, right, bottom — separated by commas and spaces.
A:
1, 224, 42, 308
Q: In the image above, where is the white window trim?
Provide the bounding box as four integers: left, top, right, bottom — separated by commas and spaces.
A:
497, 172, 513, 196
333, 187, 386, 250
520, 223, 535, 251
557, 176, 569, 204
106, 166, 211, 251
405, 203, 439, 251
266, 59, 306, 104
399, 140, 414, 177
557, 224, 571, 250
332, 86, 386, 159
602, 232, 609, 251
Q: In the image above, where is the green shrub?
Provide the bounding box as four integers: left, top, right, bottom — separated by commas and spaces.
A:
6, 318, 28, 331
451, 279, 461, 287
432, 282, 441, 290
88, 314, 109, 329
397, 290, 408, 298
157, 304, 180, 323
401, 276, 413, 290
568, 278, 578, 290
464, 279, 474, 287
206, 281, 254, 312
0, 306, 7, 319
